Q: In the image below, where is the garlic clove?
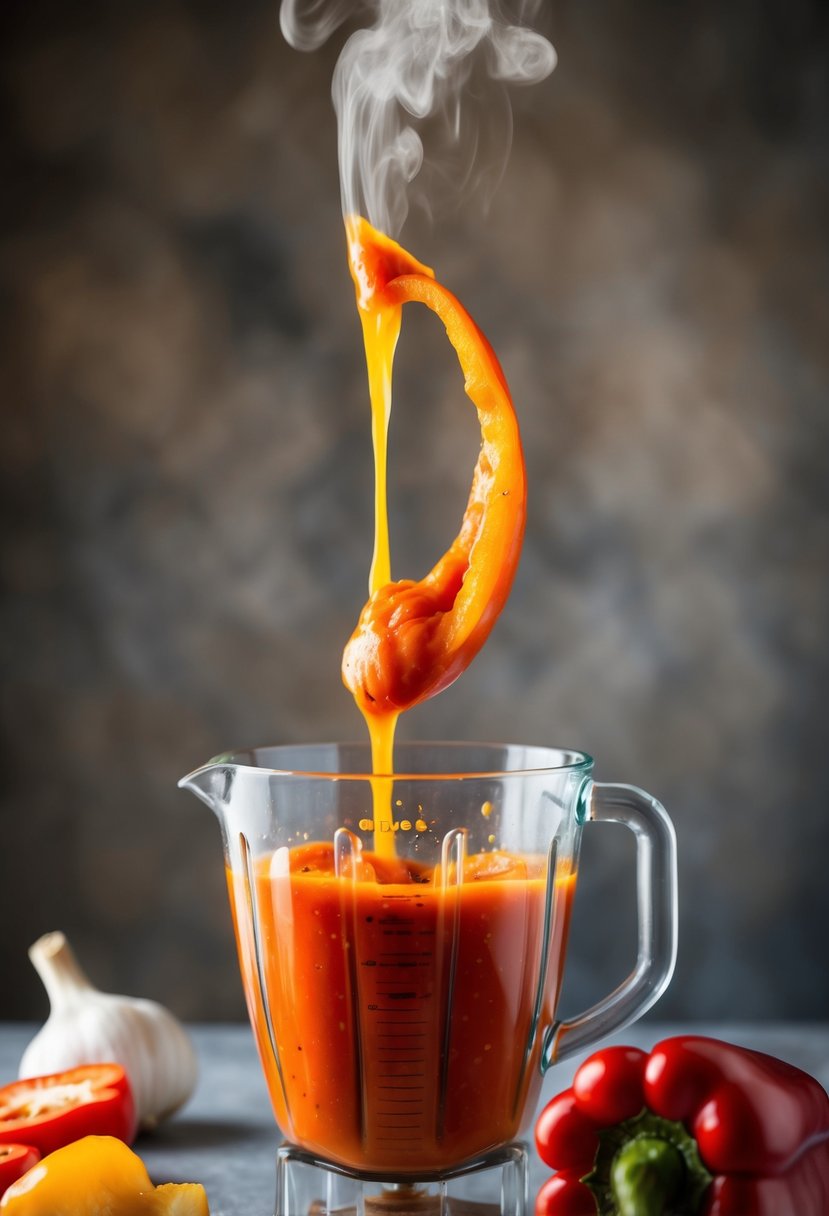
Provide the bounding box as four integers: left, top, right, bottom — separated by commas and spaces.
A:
20, 932, 198, 1131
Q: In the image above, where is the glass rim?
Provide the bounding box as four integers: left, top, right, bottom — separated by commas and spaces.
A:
198, 740, 595, 782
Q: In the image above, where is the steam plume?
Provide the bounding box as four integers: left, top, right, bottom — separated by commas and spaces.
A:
280, 1, 556, 237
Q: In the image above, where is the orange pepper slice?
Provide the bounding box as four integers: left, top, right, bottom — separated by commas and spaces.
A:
342, 218, 526, 716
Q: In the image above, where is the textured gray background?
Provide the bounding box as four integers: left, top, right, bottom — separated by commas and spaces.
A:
1, 0, 827, 1024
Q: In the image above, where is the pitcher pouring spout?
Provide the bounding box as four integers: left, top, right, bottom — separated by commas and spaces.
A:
178, 759, 234, 817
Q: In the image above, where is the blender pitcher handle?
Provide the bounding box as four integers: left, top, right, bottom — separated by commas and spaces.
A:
542, 781, 678, 1068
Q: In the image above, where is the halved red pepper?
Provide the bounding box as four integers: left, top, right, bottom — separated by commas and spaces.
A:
0, 1065, 136, 1158
535, 1037, 829, 1216
0, 1146, 40, 1200
341, 216, 526, 716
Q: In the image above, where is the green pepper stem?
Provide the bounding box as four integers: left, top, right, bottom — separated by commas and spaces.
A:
610, 1137, 685, 1216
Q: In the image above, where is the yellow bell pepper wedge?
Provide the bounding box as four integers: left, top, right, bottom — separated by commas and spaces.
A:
0, 1135, 209, 1215
342, 216, 526, 715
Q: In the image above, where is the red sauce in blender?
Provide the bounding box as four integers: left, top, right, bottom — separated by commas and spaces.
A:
230, 845, 575, 1173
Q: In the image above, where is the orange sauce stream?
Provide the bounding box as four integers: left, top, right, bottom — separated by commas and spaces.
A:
348, 219, 406, 857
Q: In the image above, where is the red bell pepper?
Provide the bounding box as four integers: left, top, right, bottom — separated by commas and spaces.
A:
0, 1146, 40, 1199
535, 1037, 829, 1216
0, 1065, 136, 1158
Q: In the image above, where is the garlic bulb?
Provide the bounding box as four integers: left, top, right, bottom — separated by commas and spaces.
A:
20, 931, 198, 1131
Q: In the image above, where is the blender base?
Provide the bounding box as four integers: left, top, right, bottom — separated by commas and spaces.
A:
275, 1143, 528, 1216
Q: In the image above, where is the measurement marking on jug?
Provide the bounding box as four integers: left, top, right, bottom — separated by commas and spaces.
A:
368, 1004, 426, 1013
378, 956, 432, 961
375, 978, 429, 986
379, 950, 433, 956
379, 945, 432, 950
371, 992, 425, 1001
375, 954, 421, 966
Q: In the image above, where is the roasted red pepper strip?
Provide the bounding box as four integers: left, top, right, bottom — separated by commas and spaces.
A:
0, 1065, 136, 1158
342, 216, 526, 716
534, 1036, 829, 1216
0, 1146, 40, 1200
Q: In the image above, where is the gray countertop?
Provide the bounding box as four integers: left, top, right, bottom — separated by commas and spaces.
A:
3, 1022, 828, 1215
